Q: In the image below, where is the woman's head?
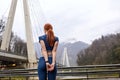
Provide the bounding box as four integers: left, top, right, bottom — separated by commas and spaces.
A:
44, 23, 55, 47
44, 23, 53, 33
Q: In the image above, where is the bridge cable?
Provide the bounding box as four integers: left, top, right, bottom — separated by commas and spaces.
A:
36, 0, 48, 23
28, 0, 43, 58
28, 0, 49, 58
29, 0, 43, 36
28, 0, 40, 42
0, 0, 11, 27
32, 0, 47, 33
30, 0, 48, 35
0, 1, 10, 19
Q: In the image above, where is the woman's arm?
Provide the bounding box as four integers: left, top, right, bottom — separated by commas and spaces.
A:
39, 40, 48, 62
40, 40, 53, 71
52, 41, 59, 64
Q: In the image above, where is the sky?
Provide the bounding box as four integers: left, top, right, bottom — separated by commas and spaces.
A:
0, 0, 120, 44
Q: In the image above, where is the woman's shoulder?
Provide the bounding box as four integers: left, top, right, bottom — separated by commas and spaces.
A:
55, 36, 59, 41
39, 35, 46, 41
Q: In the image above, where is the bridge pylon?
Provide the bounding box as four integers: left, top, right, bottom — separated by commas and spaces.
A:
1, 0, 18, 51
0, 0, 37, 69
62, 47, 70, 67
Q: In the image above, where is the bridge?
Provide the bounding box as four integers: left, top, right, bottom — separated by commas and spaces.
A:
0, 0, 70, 69
0, 0, 42, 69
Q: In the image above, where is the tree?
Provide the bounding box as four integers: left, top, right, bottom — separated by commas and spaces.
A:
10, 34, 27, 56
0, 18, 27, 56
108, 46, 120, 64
0, 19, 5, 46
77, 33, 120, 65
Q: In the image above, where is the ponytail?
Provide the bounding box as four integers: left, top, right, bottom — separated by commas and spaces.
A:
44, 23, 55, 47
47, 29, 55, 47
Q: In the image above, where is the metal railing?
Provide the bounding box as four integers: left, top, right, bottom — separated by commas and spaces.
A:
0, 64, 120, 79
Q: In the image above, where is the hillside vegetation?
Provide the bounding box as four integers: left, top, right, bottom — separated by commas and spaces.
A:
77, 33, 120, 65
0, 19, 27, 56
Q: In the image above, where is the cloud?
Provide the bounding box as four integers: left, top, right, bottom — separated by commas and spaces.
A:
0, 0, 120, 44
0, 0, 11, 18
39, 0, 120, 43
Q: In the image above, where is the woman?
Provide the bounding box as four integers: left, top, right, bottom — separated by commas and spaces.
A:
38, 23, 59, 80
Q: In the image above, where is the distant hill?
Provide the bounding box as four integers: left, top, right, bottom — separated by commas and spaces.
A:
34, 41, 89, 66
56, 41, 89, 66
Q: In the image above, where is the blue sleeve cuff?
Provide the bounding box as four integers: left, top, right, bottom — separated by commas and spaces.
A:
39, 36, 43, 42
55, 37, 59, 42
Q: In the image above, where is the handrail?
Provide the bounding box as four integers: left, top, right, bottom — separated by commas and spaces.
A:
0, 64, 120, 79
58, 63, 120, 69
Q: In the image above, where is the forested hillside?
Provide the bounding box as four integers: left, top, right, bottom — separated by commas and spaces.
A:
0, 19, 27, 56
77, 33, 120, 65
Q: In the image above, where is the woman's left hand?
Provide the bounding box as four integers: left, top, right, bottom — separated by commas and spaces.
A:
48, 63, 55, 71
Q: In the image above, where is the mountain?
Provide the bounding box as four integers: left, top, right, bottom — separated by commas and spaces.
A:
34, 41, 89, 66
56, 41, 89, 66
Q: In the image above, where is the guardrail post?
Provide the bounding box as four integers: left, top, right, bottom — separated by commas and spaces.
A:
9, 71, 11, 80
86, 69, 89, 80
119, 73, 120, 78
9, 77, 11, 80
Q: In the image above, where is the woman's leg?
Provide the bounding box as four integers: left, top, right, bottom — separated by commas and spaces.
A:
48, 57, 57, 80
38, 57, 47, 80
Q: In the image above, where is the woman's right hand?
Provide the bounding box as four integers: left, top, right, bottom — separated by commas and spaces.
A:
46, 63, 51, 71
49, 63, 55, 71
46, 62, 55, 71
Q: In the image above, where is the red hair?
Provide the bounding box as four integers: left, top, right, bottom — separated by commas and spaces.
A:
44, 23, 55, 47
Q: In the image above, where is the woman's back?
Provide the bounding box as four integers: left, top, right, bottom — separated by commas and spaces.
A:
39, 34, 59, 51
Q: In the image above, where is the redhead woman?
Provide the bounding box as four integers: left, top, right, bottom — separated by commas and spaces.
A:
38, 23, 59, 80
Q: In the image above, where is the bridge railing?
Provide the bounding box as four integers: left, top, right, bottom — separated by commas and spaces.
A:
0, 64, 120, 79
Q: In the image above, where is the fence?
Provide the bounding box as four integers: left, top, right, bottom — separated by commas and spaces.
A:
0, 64, 120, 80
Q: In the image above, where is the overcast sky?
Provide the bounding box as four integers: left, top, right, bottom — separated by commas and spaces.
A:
0, 0, 120, 44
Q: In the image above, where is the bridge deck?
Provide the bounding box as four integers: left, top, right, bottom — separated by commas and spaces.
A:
0, 51, 27, 62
